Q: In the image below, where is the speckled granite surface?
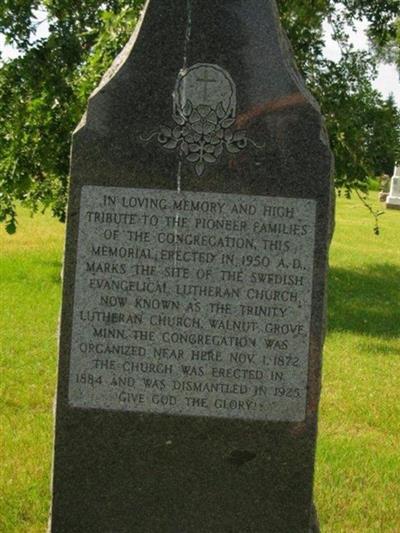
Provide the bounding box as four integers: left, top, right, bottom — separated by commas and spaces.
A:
50, 1, 334, 531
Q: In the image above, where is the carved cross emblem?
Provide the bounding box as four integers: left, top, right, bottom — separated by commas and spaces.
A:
143, 63, 259, 177
196, 69, 217, 100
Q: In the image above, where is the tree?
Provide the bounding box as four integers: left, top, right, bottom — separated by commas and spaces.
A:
0, 0, 399, 233
278, 0, 400, 193
370, 14, 400, 75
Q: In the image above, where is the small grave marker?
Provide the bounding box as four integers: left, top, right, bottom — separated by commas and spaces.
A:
387, 166, 400, 210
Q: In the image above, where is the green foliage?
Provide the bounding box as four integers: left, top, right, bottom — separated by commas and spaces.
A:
373, 16, 400, 77
279, 0, 400, 196
0, 1, 144, 232
0, 0, 399, 232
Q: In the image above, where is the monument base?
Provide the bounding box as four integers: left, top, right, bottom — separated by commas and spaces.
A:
386, 199, 400, 210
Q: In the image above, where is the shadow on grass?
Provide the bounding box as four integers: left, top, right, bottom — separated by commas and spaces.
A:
328, 263, 400, 338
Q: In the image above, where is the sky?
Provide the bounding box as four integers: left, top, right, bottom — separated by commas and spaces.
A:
0, 12, 399, 106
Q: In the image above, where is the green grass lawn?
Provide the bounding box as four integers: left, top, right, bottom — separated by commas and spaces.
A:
1, 196, 399, 532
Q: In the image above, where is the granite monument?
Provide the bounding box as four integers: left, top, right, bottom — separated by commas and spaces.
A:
51, 1, 334, 531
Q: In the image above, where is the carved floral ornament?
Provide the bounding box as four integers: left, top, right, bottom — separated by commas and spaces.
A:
143, 63, 262, 176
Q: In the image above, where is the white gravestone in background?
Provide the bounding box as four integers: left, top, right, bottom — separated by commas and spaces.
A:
386, 166, 400, 210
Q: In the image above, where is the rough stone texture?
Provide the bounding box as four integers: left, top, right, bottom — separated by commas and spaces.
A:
50, 1, 334, 531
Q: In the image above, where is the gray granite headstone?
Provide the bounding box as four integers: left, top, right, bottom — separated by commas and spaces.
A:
51, 1, 334, 531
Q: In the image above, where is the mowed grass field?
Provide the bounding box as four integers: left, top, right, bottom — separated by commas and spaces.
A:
0, 196, 399, 532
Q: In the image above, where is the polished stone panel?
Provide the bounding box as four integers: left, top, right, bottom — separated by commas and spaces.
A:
69, 186, 316, 421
